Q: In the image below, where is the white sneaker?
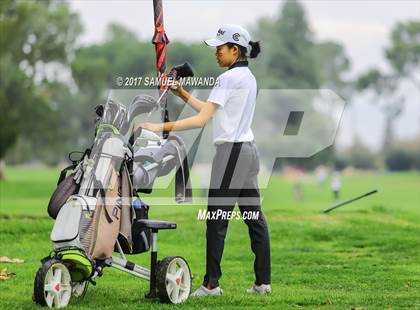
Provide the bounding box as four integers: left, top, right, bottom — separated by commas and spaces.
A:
190, 285, 223, 297
246, 283, 272, 294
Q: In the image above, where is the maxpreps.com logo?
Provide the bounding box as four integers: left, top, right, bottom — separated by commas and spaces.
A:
232, 33, 240, 41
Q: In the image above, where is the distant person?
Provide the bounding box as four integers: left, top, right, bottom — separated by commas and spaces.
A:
331, 171, 341, 201
315, 165, 327, 188
293, 168, 304, 202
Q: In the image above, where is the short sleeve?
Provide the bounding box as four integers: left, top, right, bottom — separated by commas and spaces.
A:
207, 74, 230, 107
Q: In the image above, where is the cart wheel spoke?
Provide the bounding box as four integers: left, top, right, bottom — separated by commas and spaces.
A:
54, 268, 62, 284
47, 271, 54, 283
169, 262, 177, 274
61, 284, 71, 293
44, 284, 53, 292
45, 292, 54, 307
166, 273, 177, 285
171, 285, 180, 302
175, 267, 184, 280
179, 284, 188, 292
54, 291, 61, 307
166, 282, 175, 296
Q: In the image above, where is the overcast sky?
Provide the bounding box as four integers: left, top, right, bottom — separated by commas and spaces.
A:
70, 0, 420, 151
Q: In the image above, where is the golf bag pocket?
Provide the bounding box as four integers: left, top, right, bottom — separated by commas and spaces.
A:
131, 201, 151, 254
51, 195, 97, 251
48, 172, 80, 219
90, 172, 122, 260
48, 149, 91, 219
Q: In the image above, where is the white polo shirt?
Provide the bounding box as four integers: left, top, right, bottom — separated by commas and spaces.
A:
207, 62, 257, 144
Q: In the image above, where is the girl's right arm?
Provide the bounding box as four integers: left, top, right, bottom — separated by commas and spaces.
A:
171, 81, 206, 112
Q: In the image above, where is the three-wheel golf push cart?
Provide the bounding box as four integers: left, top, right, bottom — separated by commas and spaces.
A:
33, 73, 196, 307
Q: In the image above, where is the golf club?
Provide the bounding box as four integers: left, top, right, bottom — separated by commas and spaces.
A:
323, 189, 378, 213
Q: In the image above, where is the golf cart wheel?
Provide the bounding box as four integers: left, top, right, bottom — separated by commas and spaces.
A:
33, 259, 72, 308
71, 281, 88, 298
156, 256, 191, 304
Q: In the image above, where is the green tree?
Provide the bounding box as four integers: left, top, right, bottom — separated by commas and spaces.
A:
356, 20, 419, 154
312, 41, 352, 99
253, 0, 319, 89
0, 0, 81, 178
385, 21, 420, 87
70, 23, 221, 144
250, 0, 351, 170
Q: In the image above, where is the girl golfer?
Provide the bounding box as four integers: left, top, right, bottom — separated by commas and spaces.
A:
141, 24, 271, 296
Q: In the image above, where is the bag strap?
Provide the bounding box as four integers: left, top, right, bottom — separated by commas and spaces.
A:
57, 164, 77, 186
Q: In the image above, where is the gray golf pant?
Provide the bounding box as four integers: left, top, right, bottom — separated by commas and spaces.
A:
203, 141, 271, 288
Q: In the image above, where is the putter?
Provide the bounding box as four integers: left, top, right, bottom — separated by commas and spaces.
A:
323, 189, 378, 213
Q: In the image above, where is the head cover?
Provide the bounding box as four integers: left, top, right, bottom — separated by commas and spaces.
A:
204, 24, 251, 48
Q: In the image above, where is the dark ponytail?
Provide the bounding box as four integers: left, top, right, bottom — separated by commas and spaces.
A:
249, 41, 261, 58
226, 41, 261, 59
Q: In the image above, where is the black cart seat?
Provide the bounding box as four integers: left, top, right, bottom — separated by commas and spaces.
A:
136, 219, 176, 230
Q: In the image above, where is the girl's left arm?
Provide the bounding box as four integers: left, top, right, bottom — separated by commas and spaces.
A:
141, 102, 219, 132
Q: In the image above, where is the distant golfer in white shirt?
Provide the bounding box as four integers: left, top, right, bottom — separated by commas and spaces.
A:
141, 24, 271, 296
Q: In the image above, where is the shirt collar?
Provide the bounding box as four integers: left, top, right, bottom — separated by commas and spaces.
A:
228, 60, 248, 70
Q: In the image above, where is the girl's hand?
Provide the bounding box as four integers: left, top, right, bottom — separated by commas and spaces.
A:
170, 81, 186, 99
141, 122, 163, 132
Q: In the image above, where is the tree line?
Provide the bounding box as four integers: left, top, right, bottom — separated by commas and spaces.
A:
0, 0, 418, 179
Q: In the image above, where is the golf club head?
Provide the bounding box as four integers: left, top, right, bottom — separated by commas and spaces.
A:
129, 94, 158, 114
102, 99, 127, 132
169, 62, 194, 79
157, 62, 194, 110
122, 95, 158, 134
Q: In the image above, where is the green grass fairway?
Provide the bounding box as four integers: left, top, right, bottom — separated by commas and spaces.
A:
0, 167, 419, 309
